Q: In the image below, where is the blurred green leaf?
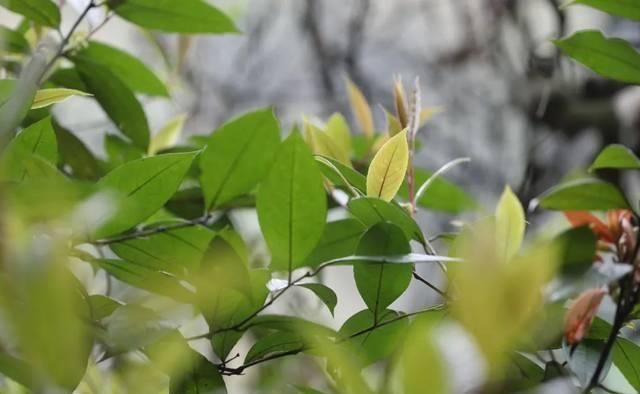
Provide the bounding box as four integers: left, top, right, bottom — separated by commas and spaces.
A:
297, 283, 338, 316
257, 131, 327, 274
0, 0, 60, 27
568, 0, 640, 21
52, 121, 101, 180
399, 168, 476, 213
104, 134, 144, 169
76, 41, 169, 97
200, 109, 280, 210
0, 353, 33, 389
555, 226, 597, 277
304, 219, 366, 267
88, 294, 122, 320
590, 144, 640, 171
537, 178, 629, 210
76, 57, 150, 150
495, 185, 525, 262
354, 223, 412, 318
613, 338, 640, 391
555, 30, 640, 84
94, 152, 197, 239
565, 339, 611, 387
31, 88, 90, 109
348, 197, 425, 245
49, 68, 87, 91
0, 26, 29, 53
326, 113, 352, 159
107, 0, 238, 34
149, 114, 186, 155
245, 331, 304, 364
316, 155, 366, 193
504, 353, 544, 391
100, 304, 177, 353
0, 116, 57, 182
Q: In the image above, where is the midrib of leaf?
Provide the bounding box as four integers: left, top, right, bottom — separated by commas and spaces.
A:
19, 125, 45, 181
373, 263, 385, 324
617, 342, 640, 387
376, 143, 400, 198
117, 242, 164, 263
125, 159, 184, 197
162, 231, 206, 253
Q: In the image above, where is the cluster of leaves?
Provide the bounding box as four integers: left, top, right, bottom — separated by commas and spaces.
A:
1, 0, 640, 393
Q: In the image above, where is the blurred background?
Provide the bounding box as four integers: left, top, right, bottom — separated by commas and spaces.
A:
2, 0, 639, 392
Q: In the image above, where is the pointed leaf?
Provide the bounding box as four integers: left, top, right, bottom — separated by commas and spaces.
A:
149, 114, 186, 155
53, 121, 101, 181
346, 79, 374, 138
31, 88, 91, 109
366, 129, 409, 201
257, 131, 327, 273
348, 196, 425, 245
297, 283, 338, 315
200, 109, 280, 209
305, 121, 350, 166
590, 144, 640, 171
613, 338, 640, 391
326, 113, 352, 158
495, 185, 525, 262
0, 0, 60, 27
537, 178, 629, 211
568, 0, 640, 21
316, 156, 366, 193
0, 116, 57, 182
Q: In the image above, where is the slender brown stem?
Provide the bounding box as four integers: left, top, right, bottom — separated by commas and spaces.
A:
412, 271, 448, 299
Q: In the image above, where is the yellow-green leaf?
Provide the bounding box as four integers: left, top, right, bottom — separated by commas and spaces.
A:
305, 121, 350, 167
366, 129, 409, 201
346, 78, 374, 138
385, 109, 403, 137
325, 113, 352, 157
393, 78, 409, 128
495, 185, 525, 263
31, 88, 91, 109
148, 114, 186, 155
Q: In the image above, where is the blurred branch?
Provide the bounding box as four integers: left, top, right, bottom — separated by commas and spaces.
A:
302, 0, 336, 97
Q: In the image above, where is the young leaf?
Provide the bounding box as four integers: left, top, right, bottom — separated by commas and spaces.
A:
366, 129, 409, 201
107, 0, 238, 34
354, 222, 413, 319
537, 178, 629, 211
316, 156, 366, 193
590, 144, 640, 171
94, 152, 197, 239
304, 219, 366, 267
0, 116, 57, 182
31, 88, 91, 109
554, 30, 640, 84
326, 113, 352, 158
346, 78, 374, 138
75, 57, 150, 150
297, 283, 338, 315
76, 41, 169, 97
305, 121, 351, 166
149, 114, 186, 155
613, 338, 640, 391
257, 131, 327, 274
200, 109, 280, 210
0, 0, 60, 27
244, 332, 304, 364
348, 197, 425, 245
568, 0, 640, 21
495, 185, 525, 262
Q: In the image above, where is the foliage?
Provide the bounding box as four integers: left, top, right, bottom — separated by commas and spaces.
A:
0, 1, 639, 393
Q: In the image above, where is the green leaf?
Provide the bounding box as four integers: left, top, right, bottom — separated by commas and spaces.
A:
49, 68, 87, 91
96, 259, 195, 302
366, 129, 409, 201
353, 223, 413, 318
590, 144, 640, 171
245, 331, 304, 364
108, 0, 238, 34
31, 88, 90, 109
554, 30, 640, 84
248, 315, 336, 337
169, 354, 226, 394
338, 309, 409, 366
305, 121, 351, 166
326, 113, 352, 159
76, 41, 169, 97
399, 168, 476, 213
75, 57, 150, 150
304, 219, 366, 267
0, 353, 33, 389
613, 338, 640, 391
556, 226, 597, 277
200, 109, 280, 210
88, 295, 122, 320
0, 0, 60, 27
111, 223, 215, 277
100, 304, 177, 352
0, 116, 57, 182
53, 121, 101, 181
104, 134, 144, 168
257, 131, 327, 274
495, 185, 525, 262
297, 283, 338, 315
568, 0, 640, 21
149, 114, 186, 155
537, 178, 629, 211
94, 152, 197, 239
316, 155, 366, 193
348, 197, 425, 245
0, 26, 29, 53
505, 353, 544, 391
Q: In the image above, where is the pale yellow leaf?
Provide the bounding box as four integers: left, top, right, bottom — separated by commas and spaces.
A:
366, 129, 409, 201
305, 120, 351, 167
325, 113, 352, 157
495, 185, 525, 263
31, 88, 91, 109
346, 78, 374, 138
393, 77, 408, 128
385, 109, 403, 137
148, 114, 187, 155
420, 107, 444, 127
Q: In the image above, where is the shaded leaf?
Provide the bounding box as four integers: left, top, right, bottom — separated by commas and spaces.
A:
348, 197, 425, 245
0, 116, 57, 182
316, 155, 366, 193
0, 0, 60, 27
0, 26, 29, 53
613, 338, 640, 391
366, 129, 408, 201
304, 219, 366, 267
149, 114, 186, 155
537, 178, 629, 211
297, 283, 338, 315
245, 331, 304, 364
556, 226, 597, 277
398, 168, 476, 213
52, 121, 101, 181
590, 144, 640, 171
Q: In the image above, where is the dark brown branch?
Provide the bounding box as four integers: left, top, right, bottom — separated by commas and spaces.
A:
412, 271, 448, 299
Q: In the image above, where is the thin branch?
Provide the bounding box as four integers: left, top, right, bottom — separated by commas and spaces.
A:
412, 271, 448, 299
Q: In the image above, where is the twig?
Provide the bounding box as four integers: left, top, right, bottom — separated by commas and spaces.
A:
412, 271, 448, 299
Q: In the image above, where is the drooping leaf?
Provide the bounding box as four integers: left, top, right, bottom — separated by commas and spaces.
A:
353, 222, 413, 318
244, 331, 305, 364
590, 144, 640, 171
316, 156, 366, 193
0, 0, 60, 27
326, 113, 352, 158
346, 78, 374, 138
537, 178, 629, 211
304, 219, 366, 267
169, 354, 227, 394
613, 338, 640, 391
107, 0, 238, 34
75, 57, 150, 150
348, 196, 425, 245
305, 121, 351, 167
200, 109, 280, 210
149, 114, 186, 155
76, 41, 169, 97
257, 131, 327, 274
567, 0, 640, 21
297, 283, 338, 315
94, 152, 197, 239
31, 88, 91, 109
554, 30, 640, 84
398, 168, 476, 213
366, 129, 408, 201
495, 185, 525, 262
0, 116, 57, 182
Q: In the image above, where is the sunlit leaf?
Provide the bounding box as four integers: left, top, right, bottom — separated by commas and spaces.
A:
537, 178, 629, 211
495, 185, 525, 262
590, 144, 640, 171
348, 197, 425, 245
305, 121, 351, 167
325, 113, 352, 158
149, 114, 186, 155
346, 78, 374, 138
366, 129, 408, 201
31, 88, 91, 109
